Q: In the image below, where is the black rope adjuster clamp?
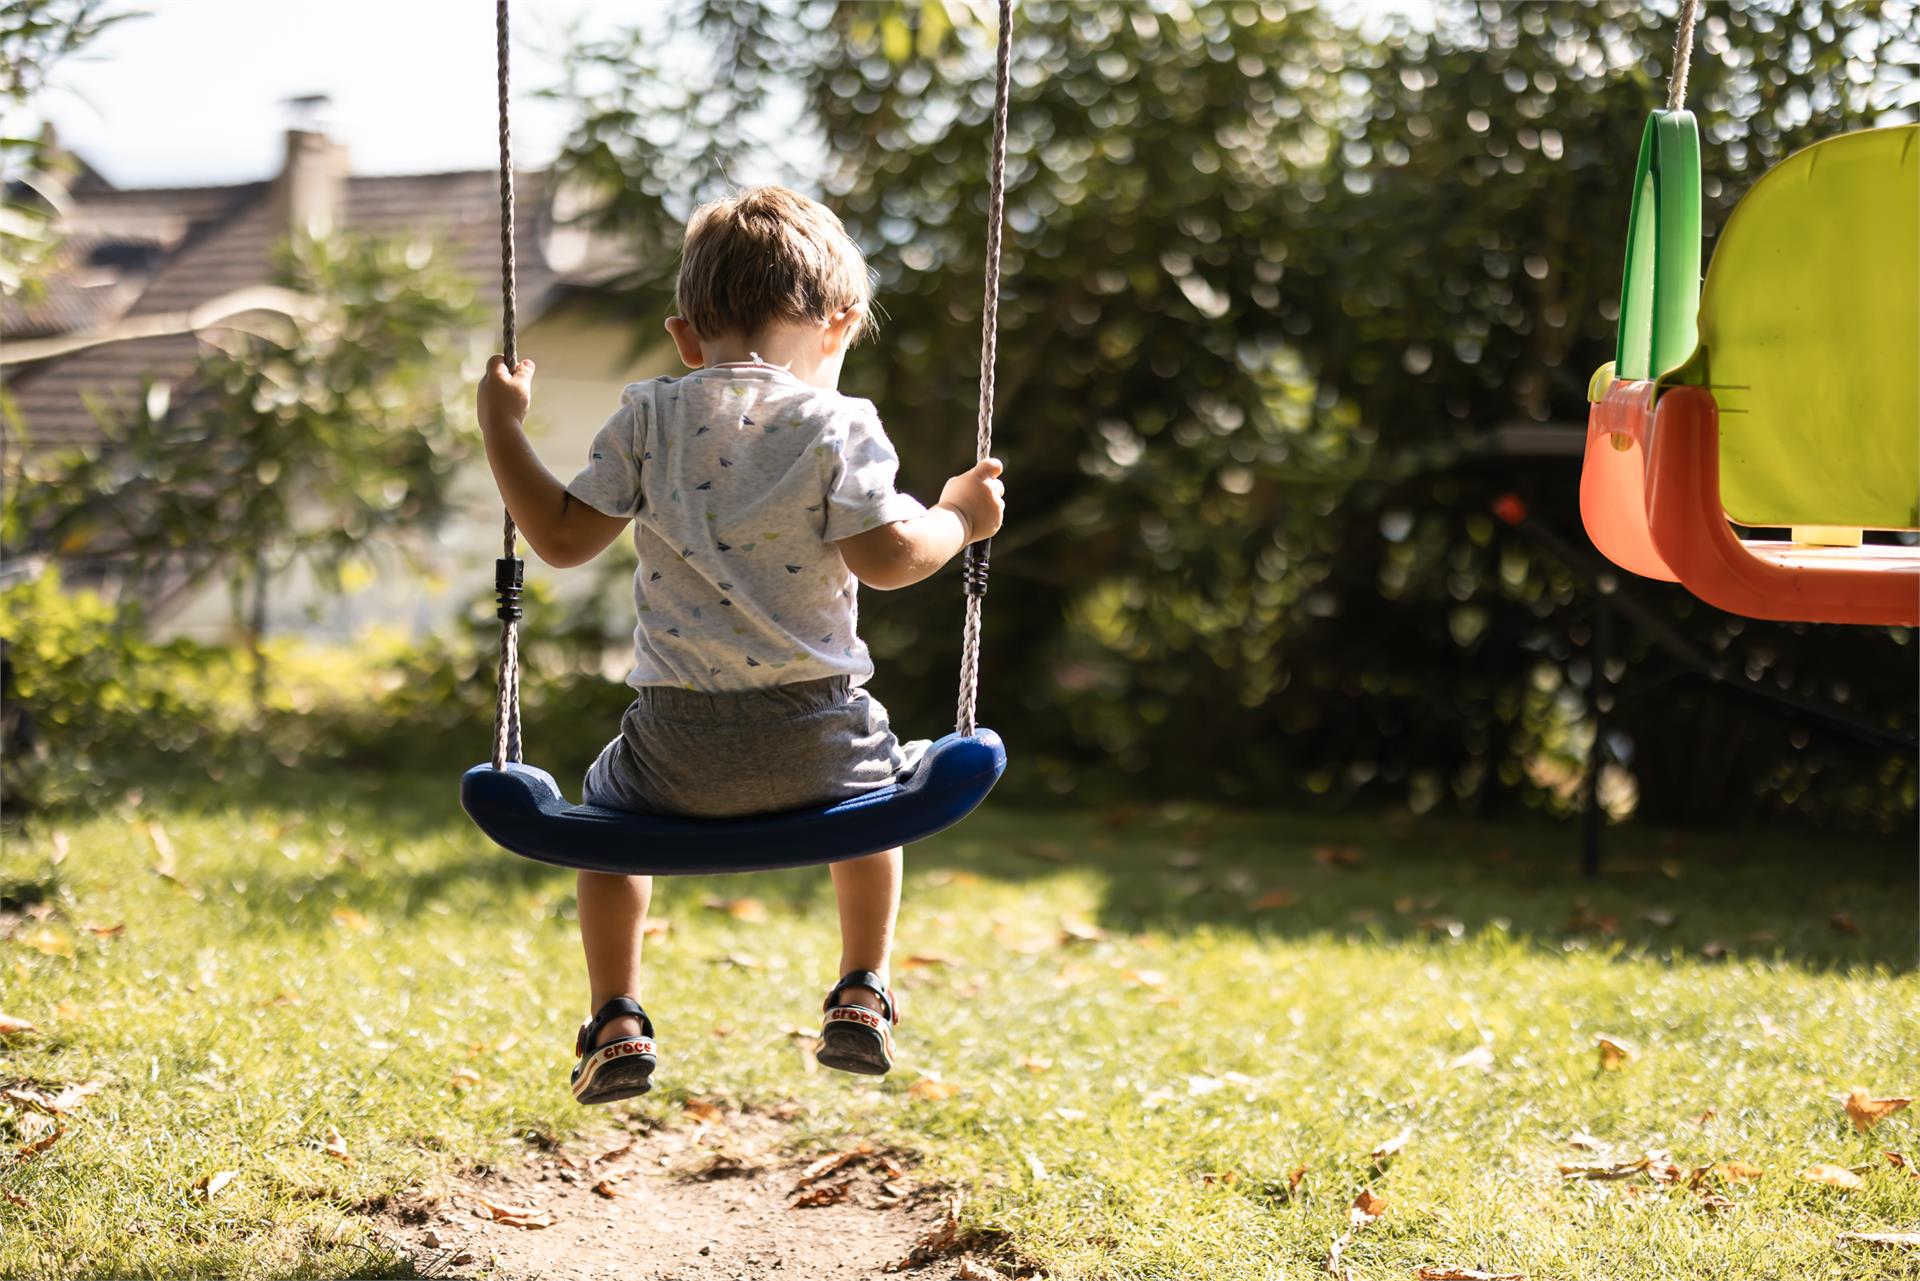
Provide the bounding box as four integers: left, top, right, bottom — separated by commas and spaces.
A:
961, 538, 991, 597
495, 556, 525, 622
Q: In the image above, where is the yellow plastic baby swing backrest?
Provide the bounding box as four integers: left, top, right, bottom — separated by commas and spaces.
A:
1664, 125, 1920, 532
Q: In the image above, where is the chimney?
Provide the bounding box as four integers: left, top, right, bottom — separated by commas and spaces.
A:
271, 96, 347, 241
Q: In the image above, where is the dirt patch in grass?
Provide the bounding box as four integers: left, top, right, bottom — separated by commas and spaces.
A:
373, 1106, 997, 1281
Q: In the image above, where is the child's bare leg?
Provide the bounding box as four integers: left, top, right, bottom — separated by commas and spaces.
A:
577, 869, 652, 1047
829, 846, 902, 1010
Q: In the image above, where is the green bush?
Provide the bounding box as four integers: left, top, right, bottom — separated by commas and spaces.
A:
0, 570, 253, 809
0, 570, 635, 817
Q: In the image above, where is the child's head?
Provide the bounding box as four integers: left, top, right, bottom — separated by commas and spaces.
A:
672, 186, 871, 357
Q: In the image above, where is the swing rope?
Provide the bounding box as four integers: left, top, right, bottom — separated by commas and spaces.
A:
1666, 0, 1699, 112
487, 0, 1014, 768
956, 0, 1013, 740
491, 0, 523, 771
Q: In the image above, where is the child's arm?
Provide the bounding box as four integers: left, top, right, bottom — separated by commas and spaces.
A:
836, 458, 1004, 590
477, 355, 631, 569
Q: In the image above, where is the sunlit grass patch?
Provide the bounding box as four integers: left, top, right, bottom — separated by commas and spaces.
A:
1, 775, 1914, 1279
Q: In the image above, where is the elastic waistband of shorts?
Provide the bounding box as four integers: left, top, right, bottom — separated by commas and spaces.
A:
628, 676, 856, 724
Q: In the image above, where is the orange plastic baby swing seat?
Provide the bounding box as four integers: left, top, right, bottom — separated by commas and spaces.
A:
1583, 384, 1920, 626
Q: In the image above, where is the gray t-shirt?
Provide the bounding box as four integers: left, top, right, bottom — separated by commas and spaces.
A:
566, 364, 927, 692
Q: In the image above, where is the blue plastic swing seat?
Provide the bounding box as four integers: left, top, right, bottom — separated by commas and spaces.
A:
460, 729, 1006, 876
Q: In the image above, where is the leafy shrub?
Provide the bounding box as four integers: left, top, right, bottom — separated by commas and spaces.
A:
0, 570, 253, 809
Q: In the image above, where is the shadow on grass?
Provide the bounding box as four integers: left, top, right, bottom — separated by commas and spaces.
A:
923, 805, 1918, 974
62, 761, 1916, 975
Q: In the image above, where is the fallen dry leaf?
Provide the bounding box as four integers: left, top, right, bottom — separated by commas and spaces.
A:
1837, 1231, 1920, 1248
641, 918, 671, 939
703, 897, 767, 923
46, 1079, 106, 1114
896, 1194, 964, 1269
16, 1119, 62, 1159
1121, 968, 1167, 989
1649, 1160, 1687, 1185
1797, 1164, 1865, 1191
592, 1177, 623, 1199
900, 953, 958, 969
955, 1259, 1008, 1281
1698, 1192, 1736, 1212
1350, 1188, 1386, 1226
1700, 940, 1729, 960
1691, 1107, 1718, 1125
1369, 1130, 1411, 1163
593, 1140, 635, 1166
81, 922, 125, 938
1, 1190, 28, 1209
1020, 1055, 1052, 1073
797, 1144, 875, 1187
471, 1196, 554, 1228
1252, 889, 1298, 910
0, 1014, 35, 1037
1326, 1229, 1354, 1278
790, 1180, 852, 1208
1885, 1152, 1919, 1179
1845, 1087, 1912, 1133
1595, 1035, 1632, 1071
1413, 1269, 1525, 1281
1706, 1161, 1765, 1185
321, 1124, 351, 1164
1566, 1131, 1607, 1153
49, 831, 69, 865
1559, 1156, 1652, 1181
194, 1170, 237, 1199
683, 1097, 725, 1123
1829, 911, 1861, 936
449, 1067, 482, 1091
1058, 918, 1109, 944
908, 1078, 963, 1102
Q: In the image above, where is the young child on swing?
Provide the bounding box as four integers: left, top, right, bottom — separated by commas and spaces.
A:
475, 186, 1005, 1104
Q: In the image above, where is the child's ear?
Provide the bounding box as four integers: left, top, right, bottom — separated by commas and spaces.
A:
824, 304, 865, 354
665, 317, 706, 369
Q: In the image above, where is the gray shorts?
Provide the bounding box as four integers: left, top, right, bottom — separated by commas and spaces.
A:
582, 676, 929, 819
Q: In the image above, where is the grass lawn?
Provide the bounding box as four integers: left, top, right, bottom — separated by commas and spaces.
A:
2, 769, 1916, 1280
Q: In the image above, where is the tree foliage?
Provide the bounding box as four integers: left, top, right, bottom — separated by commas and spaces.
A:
551, 0, 1916, 828
10, 233, 480, 671
0, 0, 140, 298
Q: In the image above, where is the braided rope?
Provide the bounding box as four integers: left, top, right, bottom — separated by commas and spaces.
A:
1666, 0, 1699, 111
491, 0, 523, 770
955, 0, 1013, 739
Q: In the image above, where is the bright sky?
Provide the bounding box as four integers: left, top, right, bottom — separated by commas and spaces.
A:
33, 0, 1445, 191
31, 0, 629, 188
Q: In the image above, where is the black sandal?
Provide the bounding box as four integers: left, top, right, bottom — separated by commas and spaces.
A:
816, 970, 899, 1076
570, 996, 657, 1105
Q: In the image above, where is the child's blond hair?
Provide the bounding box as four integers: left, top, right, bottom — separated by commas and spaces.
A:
676, 186, 872, 342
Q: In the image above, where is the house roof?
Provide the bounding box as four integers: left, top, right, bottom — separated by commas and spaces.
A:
3, 164, 559, 454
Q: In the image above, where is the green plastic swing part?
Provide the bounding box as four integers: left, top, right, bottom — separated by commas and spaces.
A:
1614, 110, 1702, 383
